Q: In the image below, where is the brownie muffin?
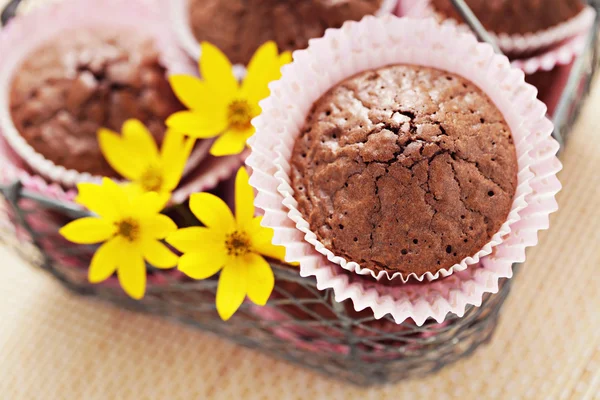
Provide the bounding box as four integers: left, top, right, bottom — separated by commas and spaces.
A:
9, 28, 184, 178
290, 65, 518, 277
431, 0, 585, 36
188, 0, 384, 65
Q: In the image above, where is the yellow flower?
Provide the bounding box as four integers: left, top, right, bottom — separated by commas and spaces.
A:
98, 119, 195, 198
59, 178, 178, 299
167, 41, 292, 157
167, 167, 285, 321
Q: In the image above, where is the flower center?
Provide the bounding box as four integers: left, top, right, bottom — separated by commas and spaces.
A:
115, 218, 140, 242
227, 100, 253, 131
225, 231, 251, 257
140, 166, 163, 192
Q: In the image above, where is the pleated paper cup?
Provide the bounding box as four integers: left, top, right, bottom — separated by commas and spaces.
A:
254, 16, 537, 283
406, 0, 595, 57
247, 16, 561, 324
0, 0, 204, 187
511, 33, 588, 75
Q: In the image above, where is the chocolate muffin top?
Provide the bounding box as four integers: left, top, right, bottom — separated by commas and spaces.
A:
290, 65, 518, 277
188, 0, 383, 65
431, 0, 585, 36
9, 28, 183, 178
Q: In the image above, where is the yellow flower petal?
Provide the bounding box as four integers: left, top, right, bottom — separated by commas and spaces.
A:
122, 182, 146, 199
141, 214, 177, 239
241, 41, 279, 105
76, 182, 119, 221
98, 128, 145, 181
189, 193, 235, 233
247, 217, 286, 261
279, 51, 292, 69
166, 227, 224, 253
130, 191, 170, 217
245, 253, 274, 306
169, 74, 206, 110
59, 217, 116, 245
117, 245, 147, 300
102, 178, 131, 215
210, 127, 253, 157
160, 129, 185, 161
234, 167, 255, 227
166, 111, 228, 139
122, 119, 159, 163
254, 239, 286, 262
178, 251, 226, 280
88, 237, 121, 283
216, 259, 247, 321
169, 74, 230, 112
200, 42, 239, 100
142, 239, 178, 269
160, 133, 195, 191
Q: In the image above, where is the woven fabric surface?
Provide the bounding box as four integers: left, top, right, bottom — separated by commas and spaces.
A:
0, 0, 599, 398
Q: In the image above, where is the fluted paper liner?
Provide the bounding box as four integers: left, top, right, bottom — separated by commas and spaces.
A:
511, 33, 588, 75
247, 16, 561, 324
0, 0, 209, 187
396, 0, 428, 17
397, 0, 594, 75
167, 0, 400, 77
407, 1, 595, 57
269, 16, 535, 283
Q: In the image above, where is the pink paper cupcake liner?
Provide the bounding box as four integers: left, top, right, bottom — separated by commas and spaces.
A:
511, 33, 588, 75
396, 0, 428, 16
405, 1, 596, 56
0, 0, 204, 187
0, 136, 77, 203
397, 0, 593, 75
167, 0, 400, 77
247, 16, 561, 324
265, 17, 537, 283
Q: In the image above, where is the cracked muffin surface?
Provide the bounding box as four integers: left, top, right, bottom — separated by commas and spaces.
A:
9, 28, 183, 178
188, 0, 383, 65
290, 65, 518, 276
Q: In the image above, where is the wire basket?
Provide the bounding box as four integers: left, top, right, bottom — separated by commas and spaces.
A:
0, 182, 515, 386
0, 0, 598, 386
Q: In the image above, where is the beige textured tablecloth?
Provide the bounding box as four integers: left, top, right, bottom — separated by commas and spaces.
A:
1, 1, 599, 399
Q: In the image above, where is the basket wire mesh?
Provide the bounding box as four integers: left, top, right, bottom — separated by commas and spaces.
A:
0, 184, 515, 385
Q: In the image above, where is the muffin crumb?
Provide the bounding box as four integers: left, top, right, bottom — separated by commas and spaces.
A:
290, 65, 518, 276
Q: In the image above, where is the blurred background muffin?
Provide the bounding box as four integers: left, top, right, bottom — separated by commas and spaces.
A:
430, 0, 585, 38
426, 0, 593, 57
185, 0, 391, 64
8, 28, 184, 178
